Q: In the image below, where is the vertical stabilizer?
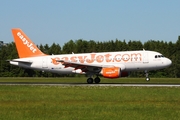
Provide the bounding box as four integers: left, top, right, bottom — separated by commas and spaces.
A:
12, 28, 46, 58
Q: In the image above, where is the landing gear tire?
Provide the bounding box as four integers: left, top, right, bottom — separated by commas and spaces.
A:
87, 78, 93, 84
145, 70, 150, 82
94, 77, 101, 84
146, 77, 150, 81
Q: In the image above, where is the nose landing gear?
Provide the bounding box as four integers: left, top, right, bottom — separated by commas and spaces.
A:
146, 77, 150, 81
145, 70, 150, 81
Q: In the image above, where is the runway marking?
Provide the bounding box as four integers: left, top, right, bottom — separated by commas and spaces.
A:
0, 83, 180, 87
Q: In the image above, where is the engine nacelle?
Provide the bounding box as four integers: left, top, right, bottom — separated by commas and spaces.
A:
100, 67, 121, 78
100, 67, 129, 78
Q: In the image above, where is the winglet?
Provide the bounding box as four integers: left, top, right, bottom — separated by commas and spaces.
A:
12, 28, 46, 58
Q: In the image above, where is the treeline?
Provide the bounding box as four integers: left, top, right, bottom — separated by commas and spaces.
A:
0, 37, 180, 78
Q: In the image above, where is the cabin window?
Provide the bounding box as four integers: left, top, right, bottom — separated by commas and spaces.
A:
155, 55, 164, 58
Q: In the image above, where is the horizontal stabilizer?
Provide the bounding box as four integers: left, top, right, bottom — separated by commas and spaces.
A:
9, 59, 33, 64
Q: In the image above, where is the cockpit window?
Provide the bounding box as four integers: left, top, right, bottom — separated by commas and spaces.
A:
155, 55, 164, 58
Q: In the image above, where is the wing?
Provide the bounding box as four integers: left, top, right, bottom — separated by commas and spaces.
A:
57, 60, 125, 74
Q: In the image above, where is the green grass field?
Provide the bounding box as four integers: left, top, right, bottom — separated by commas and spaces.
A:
0, 77, 180, 120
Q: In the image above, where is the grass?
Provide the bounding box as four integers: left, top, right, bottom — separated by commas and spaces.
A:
0, 77, 180, 120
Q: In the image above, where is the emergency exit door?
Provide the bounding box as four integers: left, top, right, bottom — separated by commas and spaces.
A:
42, 58, 48, 68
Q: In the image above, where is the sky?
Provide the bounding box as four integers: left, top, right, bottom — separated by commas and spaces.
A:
0, 0, 180, 46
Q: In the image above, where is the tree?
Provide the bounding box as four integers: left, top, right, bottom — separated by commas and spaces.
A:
128, 40, 143, 50
49, 43, 61, 55
62, 40, 76, 54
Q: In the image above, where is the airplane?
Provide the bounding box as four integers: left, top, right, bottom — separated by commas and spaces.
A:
9, 28, 172, 84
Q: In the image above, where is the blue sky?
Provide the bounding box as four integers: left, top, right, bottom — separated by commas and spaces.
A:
0, 0, 180, 46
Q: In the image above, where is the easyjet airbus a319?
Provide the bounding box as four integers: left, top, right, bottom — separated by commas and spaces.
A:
9, 28, 172, 83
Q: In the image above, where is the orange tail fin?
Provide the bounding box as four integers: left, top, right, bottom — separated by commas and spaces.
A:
12, 28, 46, 58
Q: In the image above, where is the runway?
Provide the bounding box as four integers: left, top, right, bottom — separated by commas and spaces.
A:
0, 82, 180, 87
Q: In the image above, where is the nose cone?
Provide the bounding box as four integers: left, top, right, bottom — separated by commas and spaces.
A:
166, 58, 172, 67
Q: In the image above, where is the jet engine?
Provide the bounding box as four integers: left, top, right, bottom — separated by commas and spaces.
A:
100, 67, 129, 78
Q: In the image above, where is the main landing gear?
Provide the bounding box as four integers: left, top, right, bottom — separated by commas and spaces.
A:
87, 77, 101, 84
145, 70, 150, 81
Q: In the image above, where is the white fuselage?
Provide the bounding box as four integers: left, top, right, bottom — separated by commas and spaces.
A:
10, 50, 172, 74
